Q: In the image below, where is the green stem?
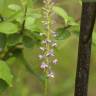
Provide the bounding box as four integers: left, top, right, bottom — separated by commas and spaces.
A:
44, 77, 48, 96
20, 1, 28, 35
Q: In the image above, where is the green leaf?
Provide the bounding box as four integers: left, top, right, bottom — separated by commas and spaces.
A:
53, 6, 78, 26
0, 60, 13, 86
6, 57, 16, 65
0, 0, 6, 13
67, 17, 79, 26
27, 8, 42, 19
0, 79, 8, 93
25, 16, 36, 30
7, 34, 22, 46
53, 6, 69, 24
0, 33, 7, 49
6, 11, 23, 22
57, 28, 71, 40
0, 22, 19, 34
70, 25, 80, 36
25, 16, 42, 32
8, 4, 21, 11
23, 36, 36, 48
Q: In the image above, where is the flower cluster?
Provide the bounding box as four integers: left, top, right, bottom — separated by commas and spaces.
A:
39, 0, 58, 78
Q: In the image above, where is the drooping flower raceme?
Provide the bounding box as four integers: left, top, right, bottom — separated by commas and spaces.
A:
39, 0, 58, 78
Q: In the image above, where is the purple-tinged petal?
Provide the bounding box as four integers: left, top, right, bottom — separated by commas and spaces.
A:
40, 62, 48, 69
53, 59, 58, 64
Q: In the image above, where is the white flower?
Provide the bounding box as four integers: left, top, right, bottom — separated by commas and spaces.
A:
47, 72, 54, 78
40, 62, 48, 69
51, 31, 57, 37
40, 33, 45, 36
46, 49, 54, 57
42, 39, 52, 44
40, 47, 45, 51
38, 55, 44, 59
53, 59, 58, 64
42, 40, 48, 44
47, 39, 52, 43
52, 42, 57, 47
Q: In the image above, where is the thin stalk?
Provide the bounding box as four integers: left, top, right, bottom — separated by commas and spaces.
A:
42, 0, 55, 95
20, 3, 28, 35
44, 76, 48, 96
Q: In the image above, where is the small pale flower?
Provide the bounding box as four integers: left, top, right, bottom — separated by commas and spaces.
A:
40, 62, 48, 69
46, 49, 54, 57
51, 31, 57, 37
48, 72, 54, 78
38, 55, 44, 59
40, 47, 45, 51
53, 59, 58, 64
52, 42, 57, 47
47, 39, 52, 43
53, 34, 57, 37
40, 33, 45, 36
50, 49, 54, 56
43, 0, 46, 4
42, 39, 52, 44
42, 40, 47, 44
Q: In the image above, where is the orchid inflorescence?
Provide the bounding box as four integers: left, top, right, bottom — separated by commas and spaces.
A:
39, 0, 58, 79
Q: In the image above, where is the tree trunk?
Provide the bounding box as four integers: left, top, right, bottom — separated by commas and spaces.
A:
74, 2, 96, 96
